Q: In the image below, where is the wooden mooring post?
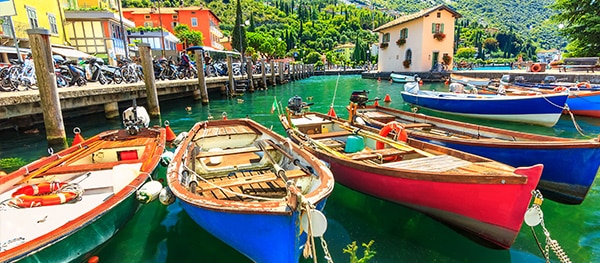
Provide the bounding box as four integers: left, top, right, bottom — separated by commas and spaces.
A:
246, 57, 254, 92
27, 28, 67, 150
138, 43, 160, 119
195, 50, 209, 104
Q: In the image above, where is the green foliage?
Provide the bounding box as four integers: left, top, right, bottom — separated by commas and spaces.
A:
550, 0, 600, 57
174, 24, 204, 49
129, 26, 164, 33
0, 158, 26, 173
456, 47, 476, 59
303, 51, 321, 64
343, 240, 376, 263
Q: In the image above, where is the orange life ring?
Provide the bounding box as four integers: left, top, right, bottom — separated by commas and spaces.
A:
530, 63, 542, 72
553, 86, 567, 92
576, 82, 591, 89
376, 121, 408, 150
11, 182, 78, 208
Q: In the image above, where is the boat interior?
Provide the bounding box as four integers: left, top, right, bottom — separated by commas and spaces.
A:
182, 124, 317, 201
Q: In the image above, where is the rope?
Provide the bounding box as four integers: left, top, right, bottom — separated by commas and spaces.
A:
330, 74, 341, 107
541, 95, 591, 138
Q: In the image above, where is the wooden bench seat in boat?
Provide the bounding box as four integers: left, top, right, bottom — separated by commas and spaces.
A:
195, 145, 274, 158
195, 169, 308, 192
346, 148, 413, 161
308, 130, 352, 139
380, 154, 471, 172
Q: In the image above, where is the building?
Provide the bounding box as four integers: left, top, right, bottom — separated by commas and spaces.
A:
0, 0, 71, 63
63, 9, 136, 64
374, 5, 461, 73
122, 6, 223, 51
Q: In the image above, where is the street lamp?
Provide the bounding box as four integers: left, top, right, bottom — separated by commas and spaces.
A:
239, 20, 249, 74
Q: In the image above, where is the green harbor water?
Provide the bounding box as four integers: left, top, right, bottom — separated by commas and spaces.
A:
1, 75, 600, 262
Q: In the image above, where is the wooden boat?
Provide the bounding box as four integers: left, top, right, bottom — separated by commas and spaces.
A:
401, 86, 569, 127
166, 119, 334, 263
279, 110, 543, 249
350, 104, 600, 205
0, 106, 166, 263
450, 73, 493, 87
390, 73, 417, 83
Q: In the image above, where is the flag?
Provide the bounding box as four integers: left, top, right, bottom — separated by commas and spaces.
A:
270, 97, 278, 114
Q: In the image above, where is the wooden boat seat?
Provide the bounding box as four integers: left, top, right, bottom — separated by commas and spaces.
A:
195, 169, 308, 192
195, 145, 274, 158
308, 130, 352, 139
380, 155, 471, 172
346, 148, 413, 161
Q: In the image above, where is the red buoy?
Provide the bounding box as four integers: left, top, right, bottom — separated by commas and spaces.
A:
384, 94, 392, 102
373, 100, 380, 107
165, 121, 176, 142
327, 106, 337, 118
377, 77, 381, 82
72, 127, 84, 146
88, 255, 99, 263
222, 112, 228, 120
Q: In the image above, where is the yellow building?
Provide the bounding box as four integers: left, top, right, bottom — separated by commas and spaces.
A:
374, 4, 461, 73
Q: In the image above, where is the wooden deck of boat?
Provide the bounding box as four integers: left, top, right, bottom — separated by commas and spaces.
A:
198, 124, 257, 138
193, 169, 309, 201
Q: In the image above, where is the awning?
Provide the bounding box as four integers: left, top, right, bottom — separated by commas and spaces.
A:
52, 47, 92, 60
0, 46, 31, 54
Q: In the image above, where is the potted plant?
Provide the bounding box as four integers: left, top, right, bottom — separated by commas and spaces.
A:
396, 38, 406, 46
442, 54, 452, 65
433, 32, 446, 41
403, 59, 411, 68
549, 60, 564, 68
380, 42, 389, 48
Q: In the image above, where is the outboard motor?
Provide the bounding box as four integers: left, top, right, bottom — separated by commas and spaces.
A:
287, 95, 304, 115
350, 90, 369, 106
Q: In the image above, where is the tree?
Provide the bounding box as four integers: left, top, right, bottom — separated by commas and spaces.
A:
231, 0, 247, 54
550, 0, 600, 56
174, 24, 204, 49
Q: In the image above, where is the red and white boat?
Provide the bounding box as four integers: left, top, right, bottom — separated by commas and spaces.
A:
279, 109, 542, 249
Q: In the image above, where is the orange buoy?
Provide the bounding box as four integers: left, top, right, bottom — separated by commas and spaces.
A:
373, 99, 380, 107
377, 77, 381, 82
384, 94, 392, 102
444, 79, 450, 86
165, 121, 176, 142
72, 127, 84, 146
88, 255, 100, 263
327, 106, 337, 118
222, 112, 228, 120
419, 80, 424, 86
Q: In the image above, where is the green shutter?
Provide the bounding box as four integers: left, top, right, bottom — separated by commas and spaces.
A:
432, 23, 435, 33
441, 23, 445, 33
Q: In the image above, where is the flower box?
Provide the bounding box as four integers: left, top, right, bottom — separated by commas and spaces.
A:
433, 32, 446, 41
380, 42, 389, 48
396, 38, 406, 46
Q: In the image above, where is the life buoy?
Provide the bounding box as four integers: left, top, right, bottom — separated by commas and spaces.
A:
376, 121, 408, 150
11, 182, 79, 208
553, 86, 567, 92
576, 82, 591, 89
530, 63, 542, 72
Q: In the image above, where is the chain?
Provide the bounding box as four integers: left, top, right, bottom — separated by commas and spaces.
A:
1, 237, 25, 252
320, 236, 334, 263
526, 190, 571, 263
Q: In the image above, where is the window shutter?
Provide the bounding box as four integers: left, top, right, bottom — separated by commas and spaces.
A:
441, 23, 445, 33
432, 23, 435, 33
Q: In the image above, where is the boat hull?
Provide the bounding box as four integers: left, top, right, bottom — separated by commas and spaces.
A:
178, 199, 327, 263
391, 73, 416, 83
566, 92, 600, 118
319, 155, 541, 249
401, 91, 568, 127
15, 193, 143, 263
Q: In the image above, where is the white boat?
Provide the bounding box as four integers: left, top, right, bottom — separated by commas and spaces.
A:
390, 73, 417, 83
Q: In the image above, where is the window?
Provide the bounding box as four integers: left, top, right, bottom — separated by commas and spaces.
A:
432, 23, 444, 33
382, 33, 390, 43
144, 21, 154, 27
48, 14, 58, 34
2, 17, 12, 36
26, 6, 38, 29
437, 12, 441, 18
172, 15, 178, 20
145, 15, 151, 20
171, 22, 178, 28
400, 28, 408, 39
191, 17, 198, 27
405, 49, 412, 62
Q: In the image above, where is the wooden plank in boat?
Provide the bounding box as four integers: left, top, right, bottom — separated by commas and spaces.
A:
308, 130, 352, 140
380, 155, 471, 172
346, 148, 413, 161
196, 146, 274, 158
196, 169, 308, 192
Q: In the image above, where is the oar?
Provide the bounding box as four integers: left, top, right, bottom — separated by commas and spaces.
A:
18, 140, 103, 184
255, 140, 289, 182
335, 122, 436, 157
288, 128, 348, 159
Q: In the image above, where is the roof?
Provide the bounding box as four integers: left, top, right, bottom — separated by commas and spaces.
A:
122, 6, 221, 22
374, 4, 462, 32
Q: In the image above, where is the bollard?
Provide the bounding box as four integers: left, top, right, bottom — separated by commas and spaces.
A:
27, 28, 67, 150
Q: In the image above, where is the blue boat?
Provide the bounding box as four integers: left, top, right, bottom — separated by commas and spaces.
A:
166, 119, 334, 262
400, 86, 569, 127
350, 104, 600, 204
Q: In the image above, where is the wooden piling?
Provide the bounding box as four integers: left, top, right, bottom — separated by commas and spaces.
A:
270, 60, 275, 85
246, 57, 254, 92
261, 59, 267, 88
278, 61, 284, 84
227, 55, 235, 96
27, 28, 67, 150
195, 50, 209, 104
137, 43, 160, 118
